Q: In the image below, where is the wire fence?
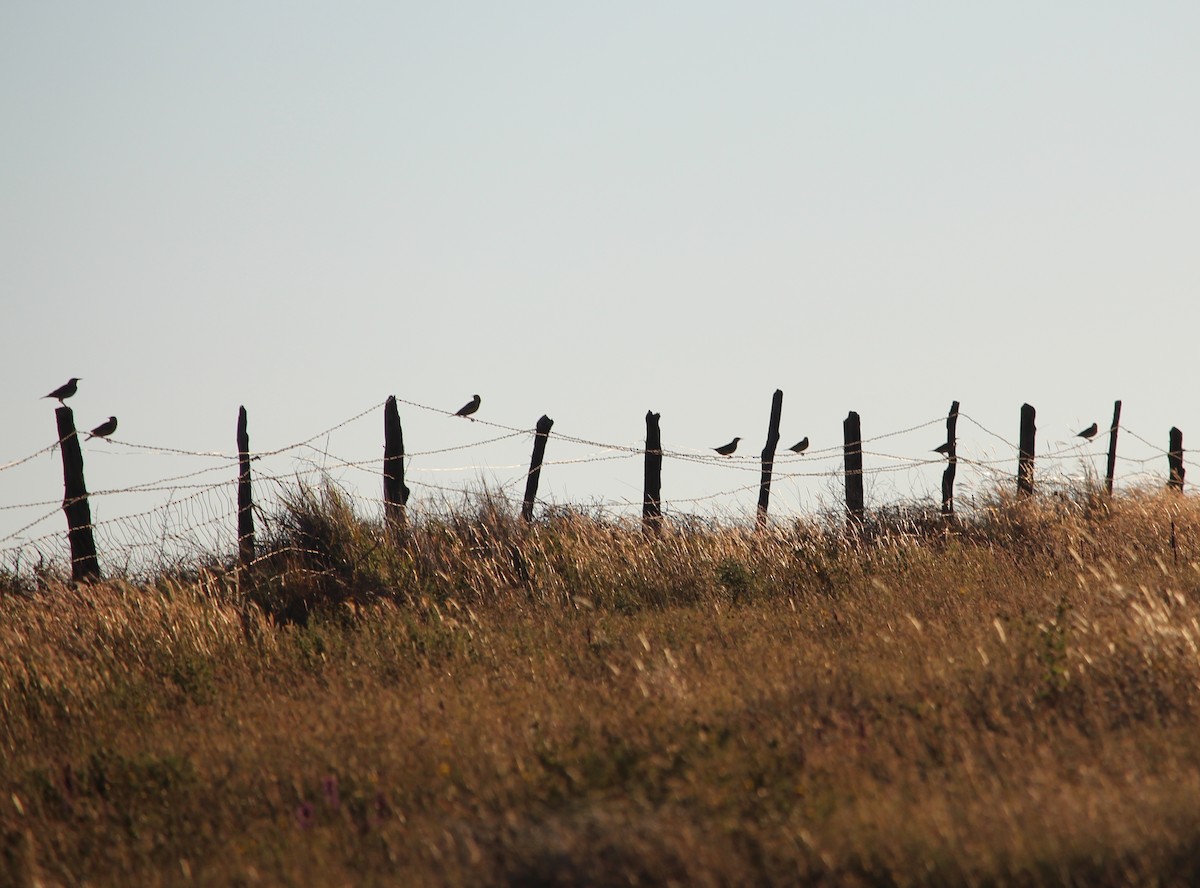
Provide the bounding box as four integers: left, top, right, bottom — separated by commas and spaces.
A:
0, 395, 1193, 579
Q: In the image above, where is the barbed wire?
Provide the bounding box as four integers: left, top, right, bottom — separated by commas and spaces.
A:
0, 442, 61, 474
1, 397, 1195, 578
1122, 427, 1171, 456
861, 415, 947, 444
393, 396, 534, 436
0, 498, 63, 513
2, 425, 1183, 506
0, 505, 64, 545
959, 413, 1019, 450
405, 429, 531, 457
102, 399, 388, 461
661, 479, 767, 506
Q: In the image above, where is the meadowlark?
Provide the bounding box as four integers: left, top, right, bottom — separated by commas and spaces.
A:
455, 394, 481, 419
714, 437, 741, 456
87, 416, 118, 440
43, 378, 80, 404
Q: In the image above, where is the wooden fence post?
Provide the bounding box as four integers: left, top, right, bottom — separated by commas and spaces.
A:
643, 410, 663, 534
1105, 400, 1122, 496
237, 406, 255, 568
54, 406, 100, 581
1017, 403, 1036, 497
383, 396, 410, 529
756, 389, 784, 529
844, 411, 864, 530
521, 415, 554, 522
941, 400, 960, 517
1168, 427, 1185, 491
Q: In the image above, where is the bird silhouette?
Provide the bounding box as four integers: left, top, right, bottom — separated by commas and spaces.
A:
86, 416, 118, 440
788, 437, 809, 454
454, 394, 481, 420
713, 437, 741, 456
43, 378, 80, 404
1077, 423, 1098, 440
933, 442, 953, 455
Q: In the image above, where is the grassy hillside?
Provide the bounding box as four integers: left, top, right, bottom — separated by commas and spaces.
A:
3, 486, 1200, 886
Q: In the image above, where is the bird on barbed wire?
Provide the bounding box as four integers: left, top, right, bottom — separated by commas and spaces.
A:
713, 437, 741, 457
933, 442, 953, 456
789, 437, 809, 454
86, 416, 118, 440
454, 394, 481, 420
1077, 422, 1098, 440
43, 378, 80, 404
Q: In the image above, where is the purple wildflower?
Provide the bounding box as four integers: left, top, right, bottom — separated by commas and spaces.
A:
295, 801, 316, 830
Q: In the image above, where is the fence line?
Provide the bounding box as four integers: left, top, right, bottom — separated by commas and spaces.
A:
0, 393, 1192, 578
0, 437, 1183, 502
0, 422, 1184, 505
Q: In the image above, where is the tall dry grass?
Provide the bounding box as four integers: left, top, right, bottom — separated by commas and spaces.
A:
2, 482, 1200, 885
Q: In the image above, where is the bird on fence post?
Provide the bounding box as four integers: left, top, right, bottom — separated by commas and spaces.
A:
43, 378, 81, 404
933, 442, 952, 456
789, 437, 809, 454
713, 437, 741, 457
455, 394, 481, 420
86, 416, 118, 440
1076, 423, 1098, 440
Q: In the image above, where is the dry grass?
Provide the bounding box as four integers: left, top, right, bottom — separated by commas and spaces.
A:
3, 485, 1200, 886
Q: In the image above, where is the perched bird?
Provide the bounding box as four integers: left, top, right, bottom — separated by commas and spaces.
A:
713, 437, 741, 457
454, 394, 482, 419
87, 416, 118, 440
1076, 422, 1098, 440
933, 442, 953, 455
43, 378, 81, 404
789, 437, 810, 454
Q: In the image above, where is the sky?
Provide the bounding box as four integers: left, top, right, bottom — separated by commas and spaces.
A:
2, 3, 1199, 568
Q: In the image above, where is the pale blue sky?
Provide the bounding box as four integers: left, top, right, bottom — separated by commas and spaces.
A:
2, 3, 1198, 561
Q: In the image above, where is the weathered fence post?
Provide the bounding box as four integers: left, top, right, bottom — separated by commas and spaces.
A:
756, 389, 784, 529
55, 406, 100, 581
521, 415, 554, 522
237, 406, 255, 568
643, 410, 662, 534
1168, 427, 1185, 491
1105, 400, 1122, 495
844, 411, 865, 530
383, 396, 410, 529
941, 400, 960, 517
1017, 403, 1036, 497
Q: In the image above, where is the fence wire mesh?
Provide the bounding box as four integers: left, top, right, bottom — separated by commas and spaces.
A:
0, 395, 1192, 579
